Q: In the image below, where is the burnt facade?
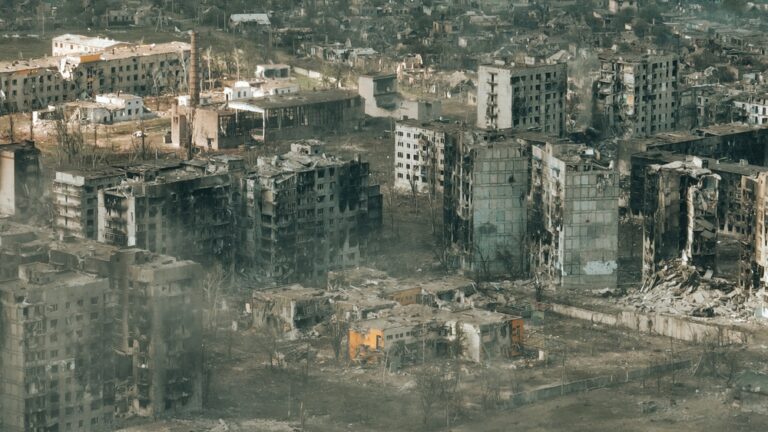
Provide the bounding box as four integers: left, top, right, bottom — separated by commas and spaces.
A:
529, 144, 619, 288
443, 132, 531, 276
0, 141, 42, 219
642, 159, 720, 281
242, 141, 382, 284
98, 169, 235, 265
0, 223, 203, 431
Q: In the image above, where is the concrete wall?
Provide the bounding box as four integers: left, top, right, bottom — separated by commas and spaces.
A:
551, 303, 749, 344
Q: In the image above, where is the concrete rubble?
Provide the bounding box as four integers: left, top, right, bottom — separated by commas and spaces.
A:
625, 259, 758, 319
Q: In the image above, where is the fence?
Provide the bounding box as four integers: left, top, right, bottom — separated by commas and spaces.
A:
505, 359, 692, 407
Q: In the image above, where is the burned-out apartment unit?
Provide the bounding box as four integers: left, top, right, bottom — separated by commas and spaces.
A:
0, 141, 42, 219
476, 62, 567, 136
627, 124, 768, 213
53, 168, 126, 240
594, 52, 680, 138
241, 141, 383, 284
641, 158, 721, 280
393, 119, 461, 194
529, 143, 619, 288
631, 149, 768, 293
109, 249, 203, 417
0, 222, 203, 431
443, 132, 531, 276
0, 41, 190, 111
97, 166, 235, 265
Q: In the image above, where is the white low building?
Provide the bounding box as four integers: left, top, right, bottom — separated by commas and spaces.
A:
68, 93, 145, 124
52, 34, 130, 56
734, 97, 768, 125
224, 80, 299, 101
394, 120, 455, 194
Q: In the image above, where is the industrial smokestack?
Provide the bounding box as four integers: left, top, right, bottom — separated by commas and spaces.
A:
190, 31, 199, 108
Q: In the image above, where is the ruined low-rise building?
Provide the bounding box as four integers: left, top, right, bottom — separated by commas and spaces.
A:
348, 305, 523, 366
0, 141, 42, 219
358, 73, 441, 122
251, 285, 333, 338
241, 141, 382, 284
174, 90, 364, 148
529, 143, 619, 288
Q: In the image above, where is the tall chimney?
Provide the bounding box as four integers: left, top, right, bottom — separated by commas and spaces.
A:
190, 31, 199, 108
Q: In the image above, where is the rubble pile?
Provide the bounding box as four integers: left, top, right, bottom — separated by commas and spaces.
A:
625, 260, 754, 318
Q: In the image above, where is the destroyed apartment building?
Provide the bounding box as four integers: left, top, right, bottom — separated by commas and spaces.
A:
97, 161, 237, 265
528, 143, 619, 288
476, 62, 567, 137
0, 39, 190, 111
241, 141, 383, 284
622, 124, 768, 191
0, 221, 203, 431
53, 167, 126, 240
632, 150, 768, 297
393, 119, 461, 195
593, 51, 680, 138
0, 141, 43, 219
442, 128, 620, 285
641, 158, 721, 280
443, 132, 531, 276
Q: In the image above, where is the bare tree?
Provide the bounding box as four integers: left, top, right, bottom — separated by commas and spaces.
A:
328, 317, 349, 363
202, 263, 229, 333
480, 369, 502, 410
472, 246, 492, 285
414, 362, 463, 427
414, 365, 442, 425
232, 48, 243, 81
54, 109, 85, 165
407, 168, 421, 214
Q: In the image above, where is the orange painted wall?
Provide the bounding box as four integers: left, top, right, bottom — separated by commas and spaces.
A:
510, 318, 524, 344
348, 327, 384, 360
